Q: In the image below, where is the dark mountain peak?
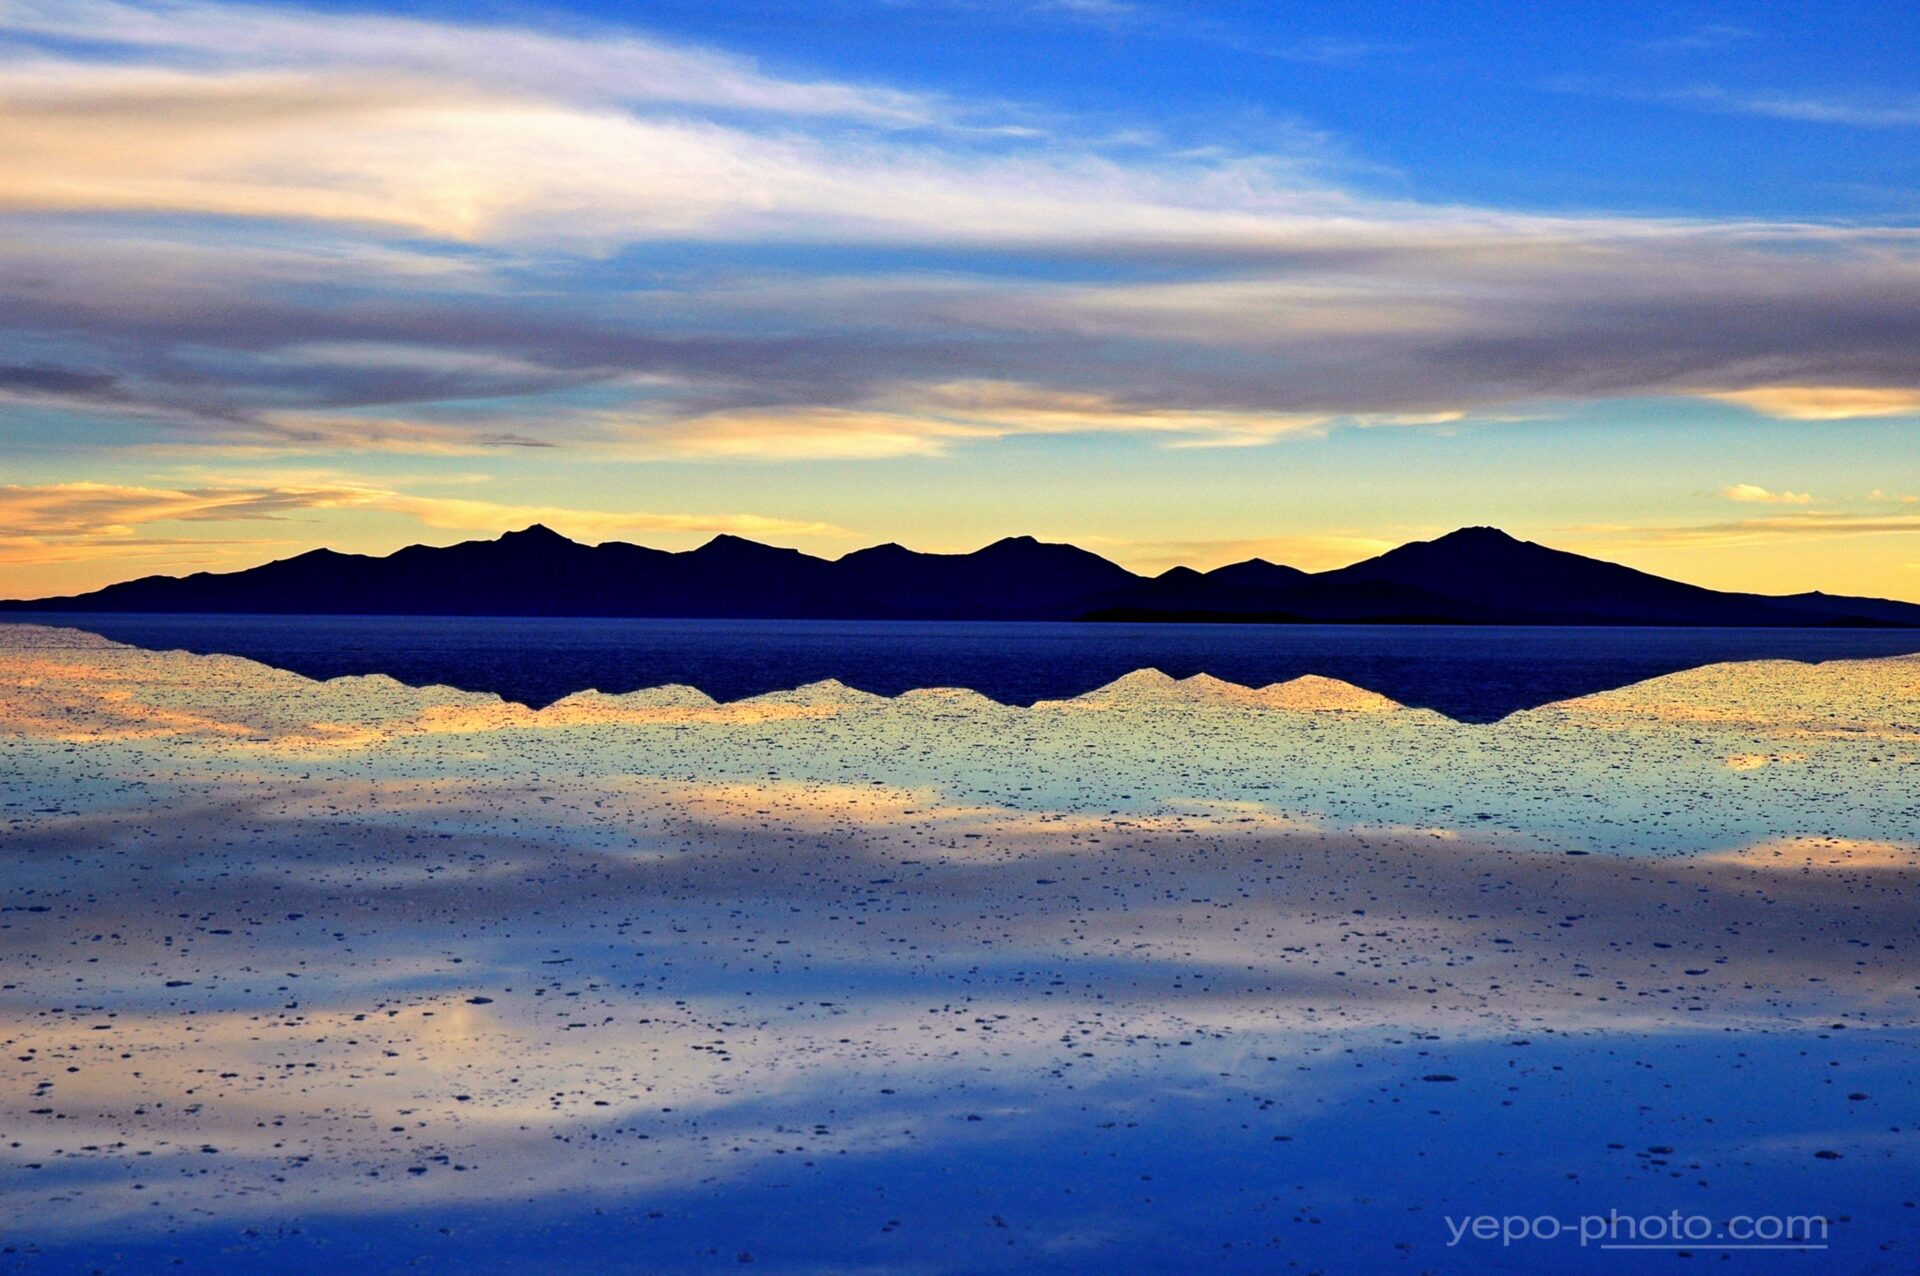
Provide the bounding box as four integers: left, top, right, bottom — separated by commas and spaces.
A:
976, 535, 1126, 568
687, 533, 821, 575
1421, 526, 1527, 551
838, 541, 913, 564
1314, 523, 1862, 625
694, 533, 796, 556
1208, 555, 1307, 577
1341, 526, 1549, 575
499, 523, 575, 545
972, 538, 1142, 598
1155, 566, 1205, 584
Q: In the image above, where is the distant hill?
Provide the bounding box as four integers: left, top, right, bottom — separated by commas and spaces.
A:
5, 524, 1917, 627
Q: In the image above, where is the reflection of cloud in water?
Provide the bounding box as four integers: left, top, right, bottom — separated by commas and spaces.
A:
2, 624, 1918, 1251
1702, 835, 1920, 870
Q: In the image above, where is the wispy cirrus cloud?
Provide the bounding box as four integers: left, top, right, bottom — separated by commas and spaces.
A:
1641, 24, 1756, 54
1551, 74, 1920, 129
0, 0, 941, 123
1572, 511, 1920, 551
0, 480, 362, 535
377, 495, 842, 540
1672, 85, 1920, 128
0, 480, 841, 567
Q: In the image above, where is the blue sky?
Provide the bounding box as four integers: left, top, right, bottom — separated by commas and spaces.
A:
593, 0, 1920, 218
2, 0, 1918, 597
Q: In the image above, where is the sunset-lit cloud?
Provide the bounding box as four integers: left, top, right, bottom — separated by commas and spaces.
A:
1570, 511, 1920, 550
377, 494, 842, 539
1703, 386, 1920, 420
5, 2, 1920, 431
601, 382, 1341, 458
0, 479, 361, 534
0, 481, 840, 569
1723, 483, 1813, 505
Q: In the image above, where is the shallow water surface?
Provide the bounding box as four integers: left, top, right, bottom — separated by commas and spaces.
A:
1, 624, 1917, 1273
12, 611, 1920, 721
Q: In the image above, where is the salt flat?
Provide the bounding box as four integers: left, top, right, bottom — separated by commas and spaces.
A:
2, 624, 1916, 1272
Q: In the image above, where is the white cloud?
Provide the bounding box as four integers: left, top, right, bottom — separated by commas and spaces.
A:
1723, 483, 1812, 505
0, 0, 938, 123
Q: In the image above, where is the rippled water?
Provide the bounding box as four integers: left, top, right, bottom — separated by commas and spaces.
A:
2, 623, 1917, 1273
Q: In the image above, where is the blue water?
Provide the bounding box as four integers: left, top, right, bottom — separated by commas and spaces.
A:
9, 613, 1920, 720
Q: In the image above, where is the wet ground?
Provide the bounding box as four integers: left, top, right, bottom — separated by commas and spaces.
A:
2, 624, 1916, 1272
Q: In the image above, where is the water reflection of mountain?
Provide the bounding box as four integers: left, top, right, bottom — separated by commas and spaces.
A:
12, 613, 1920, 723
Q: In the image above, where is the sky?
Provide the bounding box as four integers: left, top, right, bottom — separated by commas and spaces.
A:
2, 0, 1919, 599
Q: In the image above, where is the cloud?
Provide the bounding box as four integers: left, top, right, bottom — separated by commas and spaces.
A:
0, 481, 843, 571
1554, 77, 1920, 128
0, 0, 938, 124
1571, 511, 1920, 550
376, 495, 843, 540
1674, 85, 1920, 128
0, 361, 120, 397
2, 0, 1920, 470
246, 413, 563, 455
613, 381, 1337, 457
0, 479, 359, 535
1642, 24, 1755, 53
1000, 0, 1144, 21
0, 15, 1342, 246
619, 408, 995, 460
1723, 483, 1812, 505
1268, 37, 1403, 66
16, 213, 1920, 465
1703, 386, 1920, 420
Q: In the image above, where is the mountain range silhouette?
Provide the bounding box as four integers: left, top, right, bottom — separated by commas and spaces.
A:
7, 524, 1918, 626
